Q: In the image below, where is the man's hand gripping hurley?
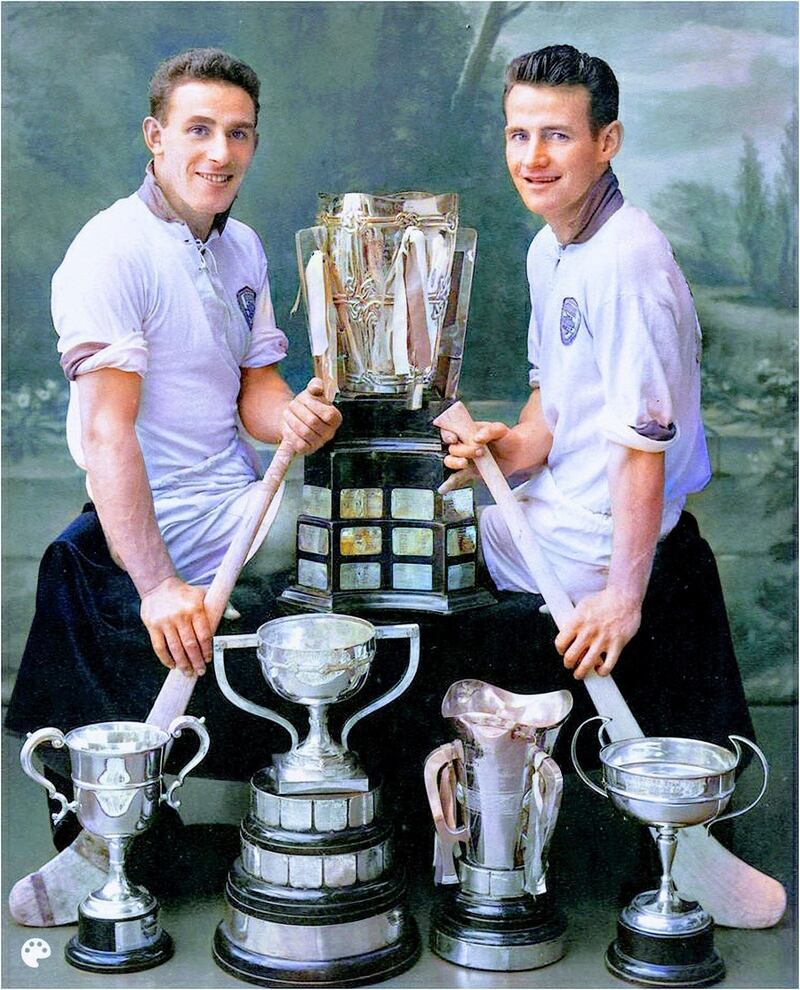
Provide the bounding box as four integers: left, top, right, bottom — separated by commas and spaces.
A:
433, 400, 786, 930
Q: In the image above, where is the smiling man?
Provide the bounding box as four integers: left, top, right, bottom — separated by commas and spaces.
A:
442, 46, 753, 720
7, 48, 341, 926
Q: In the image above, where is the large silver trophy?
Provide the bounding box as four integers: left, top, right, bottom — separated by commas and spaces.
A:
20, 717, 209, 973
281, 191, 493, 614
212, 613, 421, 986
424, 679, 573, 971
572, 716, 769, 987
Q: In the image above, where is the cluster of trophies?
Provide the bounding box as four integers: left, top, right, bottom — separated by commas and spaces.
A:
19, 192, 769, 988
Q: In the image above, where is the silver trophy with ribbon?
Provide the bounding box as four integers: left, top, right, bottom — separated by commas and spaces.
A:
572, 716, 769, 987
424, 679, 573, 971
20, 717, 209, 973
281, 191, 493, 614
212, 613, 421, 986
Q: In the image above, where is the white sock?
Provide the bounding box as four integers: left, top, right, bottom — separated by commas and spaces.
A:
8, 831, 108, 927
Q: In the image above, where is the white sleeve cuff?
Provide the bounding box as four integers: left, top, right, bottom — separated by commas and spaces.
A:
602, 412, 680, 452
69, 332, 148, 379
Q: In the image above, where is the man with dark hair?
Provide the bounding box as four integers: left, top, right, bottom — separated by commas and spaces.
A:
442, 45, 751, 718
7, 47, 342, 926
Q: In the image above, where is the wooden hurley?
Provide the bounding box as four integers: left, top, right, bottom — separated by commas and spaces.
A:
146, 438, 295, 731
433, 400, 786, 930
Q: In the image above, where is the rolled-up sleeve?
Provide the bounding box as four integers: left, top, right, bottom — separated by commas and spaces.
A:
241, 263, 289, 368
594, 291, 681, 453
53, 226, 149, 381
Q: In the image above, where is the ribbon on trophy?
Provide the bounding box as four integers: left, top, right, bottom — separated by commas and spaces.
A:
304, 250, 340, 392
521, 748, 564, 896
388, 226, 437, 376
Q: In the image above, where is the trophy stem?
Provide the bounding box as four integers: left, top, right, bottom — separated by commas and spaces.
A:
304, 703, 338, 757
654, 825, 680, 912
98, 836, 137, 903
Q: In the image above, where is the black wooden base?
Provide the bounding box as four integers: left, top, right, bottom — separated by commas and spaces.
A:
605, 914, 725, 987
430, 887, 567, 971
212, 916, 420, 988
65, 929, 173, 974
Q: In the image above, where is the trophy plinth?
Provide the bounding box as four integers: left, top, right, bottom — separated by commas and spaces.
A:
280, 191, 495, 614
213, 615, 421, 985
20, 717, 209, 973
572, 718, 769, 988
426, 680, 573, 972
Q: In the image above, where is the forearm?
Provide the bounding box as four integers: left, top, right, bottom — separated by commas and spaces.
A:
493, 390, 553, 476
606, 444, 665, 606
84, 432, 175, 597
238, 365, 293, 444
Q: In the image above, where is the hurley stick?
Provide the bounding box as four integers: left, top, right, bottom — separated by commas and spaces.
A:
433, 401, 786, 929
147, 438, 294, 729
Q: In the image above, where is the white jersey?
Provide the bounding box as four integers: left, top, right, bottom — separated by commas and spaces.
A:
52, 177, 289, 585
481, 202, 711, 600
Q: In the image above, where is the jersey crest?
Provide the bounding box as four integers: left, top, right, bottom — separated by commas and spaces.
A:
237, 286, 257, 330
560, 297, 581, 345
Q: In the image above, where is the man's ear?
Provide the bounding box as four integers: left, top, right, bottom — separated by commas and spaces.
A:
142, 116, 163, 155
600, 120, 624, 162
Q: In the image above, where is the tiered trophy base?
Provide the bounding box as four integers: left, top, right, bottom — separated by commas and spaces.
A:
213, 773, 420, 987
431, 865, 566, 972
65, 906, 173, 973
605, 894, 725, 988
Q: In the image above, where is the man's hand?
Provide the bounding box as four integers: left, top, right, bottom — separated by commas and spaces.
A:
441, 421, 511, 476
140, 576, 212, 676
555, 586, 642, 679
281, 377, 342, 454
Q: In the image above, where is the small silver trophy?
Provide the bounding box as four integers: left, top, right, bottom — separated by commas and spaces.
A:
214, 613, 418, 793
571, 716, 769, 987
212, 613, 422, 986
424, 679, 573, 971
20, 717, 209, 973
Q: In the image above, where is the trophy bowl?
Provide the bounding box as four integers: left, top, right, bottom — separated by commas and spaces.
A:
215, 614, 419, 793
598, 736, 738, 828
256, 614, 375, 706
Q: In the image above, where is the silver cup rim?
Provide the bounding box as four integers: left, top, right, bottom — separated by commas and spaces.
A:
64, 720, 171, 755
256, 613, 376, 653
599, 735, 738, 779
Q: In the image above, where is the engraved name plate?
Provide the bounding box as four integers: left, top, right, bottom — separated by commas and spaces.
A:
448, 562, 475, 590
447, 524, 477, 557
391, 488, 434, 520
341, 488, 383, 519
298, 524, 329, 556
302, 485, 332, 519
443, 487, 474, 522
298, 559, 329, 591
340, 562, 382, 590
392, 527, 434, 557
340, 527, 382, 556
393, 563, 433, 590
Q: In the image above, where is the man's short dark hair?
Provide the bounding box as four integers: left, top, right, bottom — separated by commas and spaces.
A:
504, 45, 618, 135
149, 48, 260, 124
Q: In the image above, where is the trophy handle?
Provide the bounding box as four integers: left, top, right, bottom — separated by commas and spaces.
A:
570, 715, 610, 798
708, 735, 770, 829
213, 633, 299, 750
424, 740, 470, 885
19, 728, 78, 825
522, 750, 564, 897
162, 715, 211, 810
339, 623, 420, 753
